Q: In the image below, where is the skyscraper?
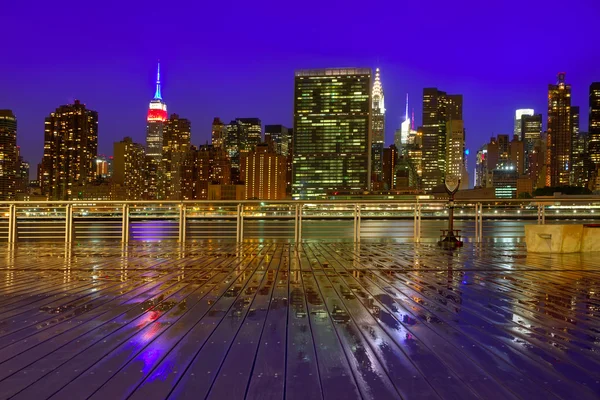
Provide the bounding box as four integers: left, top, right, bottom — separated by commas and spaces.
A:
211, 117, 226, 151
113, 137, 146, 200
0, 110, 17, 200
162, 114, 191, 199
400, 94, 411, 148
589, 83, 600, 165
225, 119, 245, 183
96, 155, 111, 179
521, 114, 542, 150
570, 106, 586, 186
382, 144, 398, 190
237, 118, 262, 150
514, 109, 534, 139
546, 72, 572, 187
146, 62, 167, 199
475, 145, 488, 188
265, 125, 291, 156
521, 113, 543, 175
421, 88, 462, 192
509, 136, 525, 175
293, 68, 371, 199
181, 144, 232, 200
445, 120, 465, 180
371, 68, 385, 184
42, 100, 98, 200
241, 143, 287, 200
14, 146, 29, 197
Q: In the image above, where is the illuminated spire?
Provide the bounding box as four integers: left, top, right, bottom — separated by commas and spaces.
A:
154, 61, 162, 100
372, 68, 385, 113
147, 61, 167, 123
405, 93, 409, 120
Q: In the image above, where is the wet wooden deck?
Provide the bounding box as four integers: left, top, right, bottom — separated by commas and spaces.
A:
0, 242, 599, 399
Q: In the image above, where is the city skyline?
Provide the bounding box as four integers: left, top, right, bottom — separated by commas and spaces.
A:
3, 65, 599, 180
2, 0, 598, 173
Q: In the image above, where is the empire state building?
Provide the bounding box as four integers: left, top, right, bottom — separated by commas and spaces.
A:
146, 62, 167, 199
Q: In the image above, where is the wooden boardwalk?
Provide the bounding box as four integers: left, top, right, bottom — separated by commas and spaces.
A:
0, 242, 599, 399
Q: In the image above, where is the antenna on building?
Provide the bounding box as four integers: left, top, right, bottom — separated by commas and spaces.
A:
154, 60, 162, 100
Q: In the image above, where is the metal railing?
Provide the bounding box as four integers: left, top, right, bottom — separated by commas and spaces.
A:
0, 198, 599, 245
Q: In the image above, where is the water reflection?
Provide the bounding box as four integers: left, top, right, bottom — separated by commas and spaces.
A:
4, 249, 15, 286
330, 304, 350, 323
64, 244, 72, 284
120, 243, 129, 282
290, 287, 306, 318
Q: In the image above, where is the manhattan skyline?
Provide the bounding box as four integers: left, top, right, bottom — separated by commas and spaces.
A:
1, 0, 599, 173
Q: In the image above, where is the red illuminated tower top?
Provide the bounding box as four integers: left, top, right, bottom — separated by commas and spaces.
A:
147, 61, 167, 122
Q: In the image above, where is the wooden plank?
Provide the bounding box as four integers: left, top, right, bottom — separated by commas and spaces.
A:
314, 243, 515, 400
35, 245, 263, 400
295, 244, 363, 400
363, 262, 599, 399
0, 242, 598, 400
83, 244, 269, 400
244, 245, 289, 399
203, 246, 285, 400
283, 254, 323, 400
166, 244, 281, 399
0, 259, 221, 398
365, 248, 600, 393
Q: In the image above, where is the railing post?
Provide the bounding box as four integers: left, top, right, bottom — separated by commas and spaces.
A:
414, 203, 421, 243
298, 204, 303, 243
353, 204, 358, 242
294, 204, 299, 244
357, 204, 361, 243
122, 204, 130, 243
236, 204, 241, 242
541, 204, 545, 224
537, 203, 546, 225
413, 203, 418, 241
7, 204, 17, 245
479, 203, 483, 241
479, 203, 482, 242
474, 203, 478, 242
65, 204, 73, 244
239, 204, 244, 242
475, 202, 483, 242
178, 204, 186, 243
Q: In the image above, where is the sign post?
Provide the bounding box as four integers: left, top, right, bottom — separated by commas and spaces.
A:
438, 175, 463, 248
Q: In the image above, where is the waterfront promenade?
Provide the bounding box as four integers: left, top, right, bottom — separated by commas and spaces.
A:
0, 242, 599, 399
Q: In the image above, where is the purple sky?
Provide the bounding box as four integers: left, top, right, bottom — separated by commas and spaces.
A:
2, 0, 599, 179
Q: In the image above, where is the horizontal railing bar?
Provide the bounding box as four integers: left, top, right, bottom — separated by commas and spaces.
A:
245, 231, 295, 234
16, 220, 67, 223
186, 217, 238, 220
17, 236, 66, 239
17, 231, 67, 235
3, 198, 600, 206
75, 232, 122, 235
74, 236, 121, 239
131, 238, 179, 240
11, 215, 545, 220
75, 225, 121, 234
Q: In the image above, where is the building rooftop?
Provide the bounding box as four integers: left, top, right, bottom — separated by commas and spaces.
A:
295, 68, 371, 77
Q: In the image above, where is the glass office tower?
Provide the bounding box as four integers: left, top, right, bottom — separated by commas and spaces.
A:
292, 68, 372, 200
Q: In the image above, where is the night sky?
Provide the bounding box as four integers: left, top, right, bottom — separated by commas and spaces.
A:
2, 0, 599, 180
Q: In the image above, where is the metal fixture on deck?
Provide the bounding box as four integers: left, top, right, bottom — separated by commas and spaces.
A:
438, 175, 463, 248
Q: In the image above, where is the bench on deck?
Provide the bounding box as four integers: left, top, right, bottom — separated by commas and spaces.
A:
525, 224, 600, 253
